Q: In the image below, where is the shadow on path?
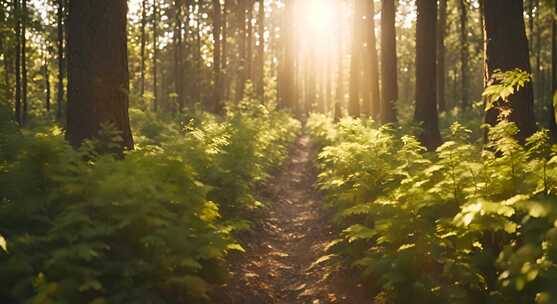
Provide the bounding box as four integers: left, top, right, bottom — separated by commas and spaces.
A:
212, 135, 369, 304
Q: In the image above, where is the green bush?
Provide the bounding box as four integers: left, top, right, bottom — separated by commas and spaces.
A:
308, 113, 557, 304
0, 100, 300, 303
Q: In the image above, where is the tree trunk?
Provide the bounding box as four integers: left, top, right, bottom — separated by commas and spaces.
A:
175, 0, 184, 111
436, 0, 446, 113
414, 0, 441, 150
237, 0, 247, 100
550, 0, 557, 141
479, 0, 484, 46
56, 0, 65, 121
66, 0, 134, 151
335, 4, 344, 120
194, 0, 202, 104
459, 0, 469, 110
140, 0, 147, 99
14, 0, 21, 125
349, 0, 363, 117
256, 0, 265, 99
222, 0, 229, 101
483, 0, 536, 142
44, 46, 51, 112
153, 0, 158, 112
279, 0, 296, 110
535, 0, 541, 102
381, 0, 397, 123
212, 0, 223, 112
0, 26, 11, 104
247, 0, 254, 84
362, 0, 380, 119
21, 0, 27, 125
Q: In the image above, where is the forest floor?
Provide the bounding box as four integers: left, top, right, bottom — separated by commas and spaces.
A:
212, 134, 370, 304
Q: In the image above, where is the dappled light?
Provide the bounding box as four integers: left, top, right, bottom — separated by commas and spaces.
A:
1, 0, 557, 303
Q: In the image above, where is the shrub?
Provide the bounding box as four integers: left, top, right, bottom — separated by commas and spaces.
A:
308, 113, 557, 304
0, 100, 299, 303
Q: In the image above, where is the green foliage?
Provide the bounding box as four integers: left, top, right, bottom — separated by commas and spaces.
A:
483, 69, 531, 113
307, 114, 557, 304
0, 101, 300, 303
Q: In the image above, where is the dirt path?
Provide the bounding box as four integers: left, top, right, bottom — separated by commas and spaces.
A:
212, 135, 369, 304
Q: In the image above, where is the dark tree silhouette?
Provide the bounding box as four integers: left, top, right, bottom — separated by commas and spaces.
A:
414, 0, 442, 150
66, 0, 134, 151
381, 0, 397, 124
483, 0, 536, 142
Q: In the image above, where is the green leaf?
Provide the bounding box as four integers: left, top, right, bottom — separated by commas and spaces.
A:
0, 235, 6, 252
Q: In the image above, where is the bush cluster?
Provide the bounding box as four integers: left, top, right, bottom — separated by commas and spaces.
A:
308, 113, 557, 304
0, 100, 300, 304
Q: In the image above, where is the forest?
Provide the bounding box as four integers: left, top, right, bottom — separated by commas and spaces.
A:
1, 0, 557, 303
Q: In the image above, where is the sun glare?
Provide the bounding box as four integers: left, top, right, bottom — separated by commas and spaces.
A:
299, 0, 336, 36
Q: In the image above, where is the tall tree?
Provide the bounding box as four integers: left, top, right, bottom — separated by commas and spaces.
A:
56, 0, 65, 121
43, 44, 51, 112
140, 0, 147, 99
13, 0, 23, 125
222, 0, 229, 100
14, 0, 21, 125
436, 0, 447, 113
66, 0, 134, 150
349, 0, 363, 117
380, 0, 397, 123
256, 0, 265, 99
212, 0, 223, 112
335, 0, 344, 121
483, 0, 536, 142
414, 0, 441, 150
21, 0, 27, 125
175, 0, 184, 111
152, 0, 159, 111
237, 0, 247, 100
458, 0, 469, 110
550, 0, 557, 141
246, 0, 254, 83
279, 0, 296, 110
0, 8, 10, 104
362, 0, 380, 119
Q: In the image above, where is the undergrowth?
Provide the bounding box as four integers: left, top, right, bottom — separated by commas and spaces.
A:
0, 99, 300, 303
308, 112, 557, 304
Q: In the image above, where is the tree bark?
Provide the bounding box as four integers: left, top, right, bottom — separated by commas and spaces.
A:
247, 0, 254, 83
334, 1, 344, 121
381, 0, 397, 123
483, 0, 536, 142
194, 0, 202, 104
349, 0, 363, 117
66, 0, 134, 151
56, 0, 65, 121
14, 0, 21, 125
362, 0, 380, 119
436, 0, 446, 113
550, 0, 557, 141
458, 0, 469, 110
212, 0, 223, 112
153, 0, 159, 111
175, 0, 184, 111
140, 0, 147, 99
237, 0, 247, 100
44, 46, 51, 112
279, 0, 296, 110
0, 24, 11, 104
222, 0, 229, 100
21, 0, 27, 125
414, 0, 441, 150
256, 0, 265, 99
